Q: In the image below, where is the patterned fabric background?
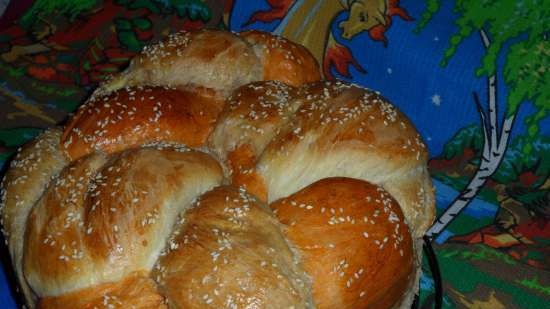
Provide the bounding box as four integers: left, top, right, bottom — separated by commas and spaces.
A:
0, 1, 548, 308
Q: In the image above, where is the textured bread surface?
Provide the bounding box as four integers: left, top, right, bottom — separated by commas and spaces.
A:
1, 128, 68, 305
103, 29, 321, 96
0, 29, 433, 309
23, 146, 223, 297
154, 185, 313, 308
62, 86, 224, 161
271, 178, 414, 309
240, 30, 321, 87
37, 273, 166, 309
211, 80, 434, 237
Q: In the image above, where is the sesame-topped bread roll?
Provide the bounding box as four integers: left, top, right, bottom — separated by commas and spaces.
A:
103, 29, 321, 96
24, 147, 223, 300
1, 128, 68, 305
210, 80, 434, 238
271, 178, 415, 309
61, 86, 224, 161
1, 29, 434, 309
153, 186, 313, 308
239, 30, 322, 87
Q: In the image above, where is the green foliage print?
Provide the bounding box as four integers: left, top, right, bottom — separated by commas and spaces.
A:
169, 0, 212, 20
441, 124, 483, 160
436, 124, 550, 186
20, 0, 100, 27
516, 276, 550, 296
417, 0, 549, 149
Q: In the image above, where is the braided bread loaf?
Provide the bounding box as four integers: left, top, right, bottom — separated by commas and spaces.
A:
1, 29, 434, 309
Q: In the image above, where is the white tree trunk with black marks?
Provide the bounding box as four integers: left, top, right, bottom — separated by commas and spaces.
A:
426, 29, 516, 240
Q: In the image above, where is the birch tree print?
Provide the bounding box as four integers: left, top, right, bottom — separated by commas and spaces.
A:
416, 0, 549, 239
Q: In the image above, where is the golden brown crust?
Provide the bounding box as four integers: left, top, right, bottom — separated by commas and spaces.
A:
0, 128, 68, 306
208, 81, 299, 159
261, 80, 427, 173
61, 86, 224, 161
153, 186, 313, 308
211, 79, 433, 237
208, 80, 300, 200
24, 147, 223, 297
240, 30, 321, 87
0, 29, 433, 309
105, 29, 262, 95
37, 273, 166, 309
271, 178, 414, 309
227, 144, 268, 202
256, 80, 434, 237
103, 30, 320, 96
23, 153, 108, 297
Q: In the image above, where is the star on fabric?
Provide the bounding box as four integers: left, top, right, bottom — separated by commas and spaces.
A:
431, 94, 441, 106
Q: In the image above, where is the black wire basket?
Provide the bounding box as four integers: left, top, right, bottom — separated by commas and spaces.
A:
411, 236, 443, 309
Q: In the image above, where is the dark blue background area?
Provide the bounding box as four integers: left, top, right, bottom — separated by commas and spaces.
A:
229, 0, 548, 157
0, 263, 16, 308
